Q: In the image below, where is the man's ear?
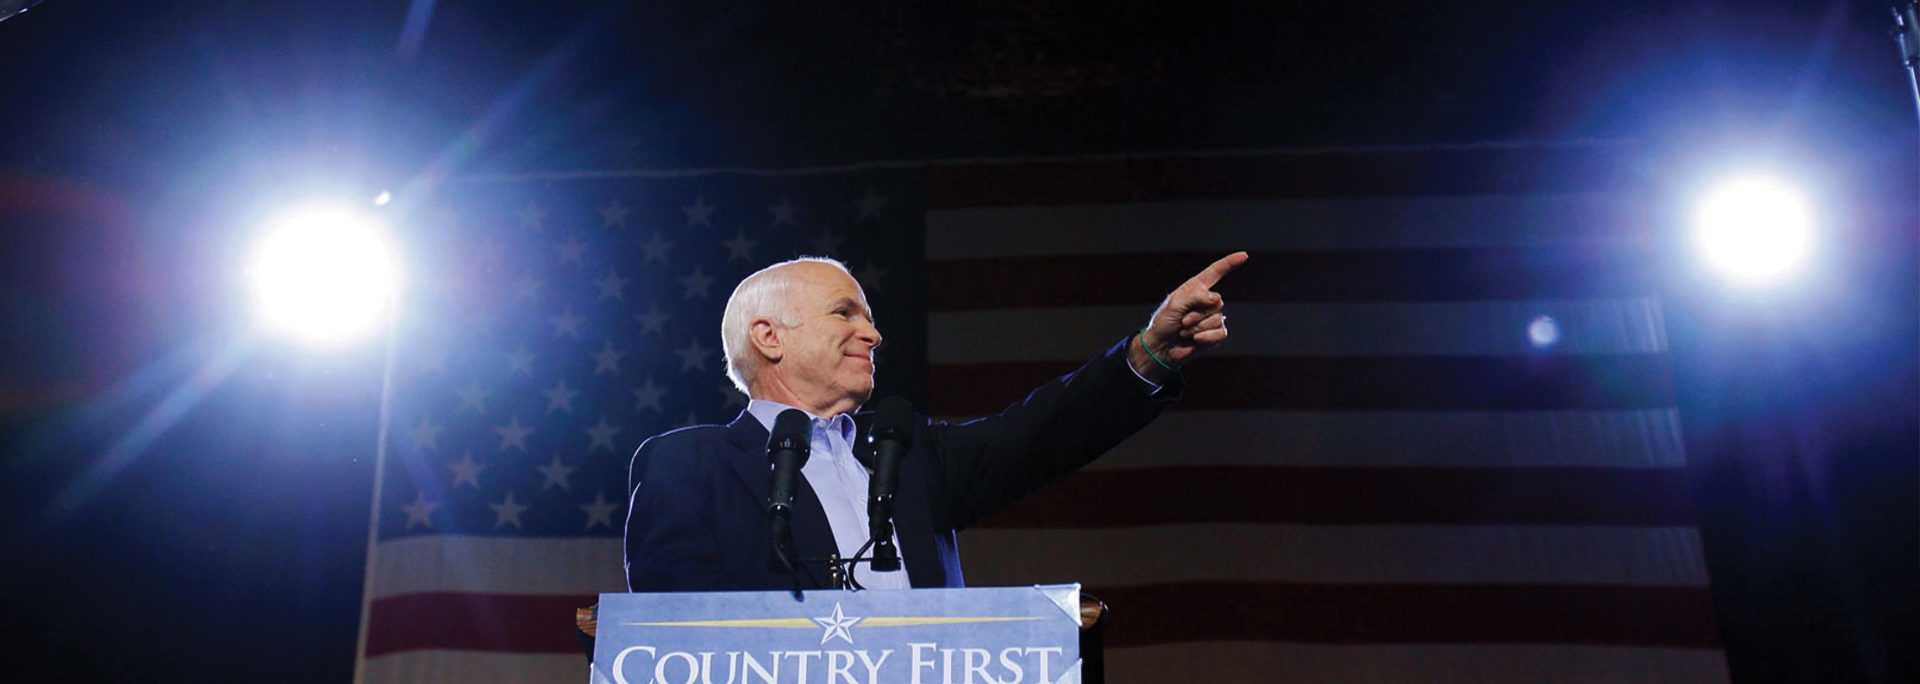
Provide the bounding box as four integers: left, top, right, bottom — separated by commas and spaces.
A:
747, 318, 783, 363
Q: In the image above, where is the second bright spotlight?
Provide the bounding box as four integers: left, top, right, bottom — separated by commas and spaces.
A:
1692, 175, 1814, 286
251, 206, 400, 345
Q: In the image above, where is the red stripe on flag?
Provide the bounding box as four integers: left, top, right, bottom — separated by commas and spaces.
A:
931, 356, 1676, 416
974, 466, 1696, 528
364, 592, 597, 657
1090, 582, 1721, 648
926, 146, 1640, 207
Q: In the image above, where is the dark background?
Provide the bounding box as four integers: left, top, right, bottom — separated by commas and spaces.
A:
0, 1, 1914, 682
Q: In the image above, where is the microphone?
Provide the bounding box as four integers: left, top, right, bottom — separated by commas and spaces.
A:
766, 409, 812, 572
866, 397, 915, 572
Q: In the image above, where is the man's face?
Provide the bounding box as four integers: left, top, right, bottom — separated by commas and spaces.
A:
777, 263, 882, 413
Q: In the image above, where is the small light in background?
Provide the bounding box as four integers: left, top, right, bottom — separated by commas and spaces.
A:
1528, 315, 1561, 349
251, 206, 399, 346
373, 190, 392, 206
1693, 175, 1814, 285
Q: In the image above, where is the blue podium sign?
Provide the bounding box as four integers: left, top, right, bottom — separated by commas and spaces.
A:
590, 585, 1084, 684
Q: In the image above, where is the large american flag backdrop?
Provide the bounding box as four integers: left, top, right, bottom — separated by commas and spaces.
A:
355, 143, 1728, 683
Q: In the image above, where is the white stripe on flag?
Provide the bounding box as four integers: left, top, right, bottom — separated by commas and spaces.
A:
370, 535, 624, 599
960, 524, 1710, 587
1104, 643, 1729, 684
362, 651, 588, 684
983, 410, 1687, 470
927, 193, 1648, 259
930, 299, 1668, 361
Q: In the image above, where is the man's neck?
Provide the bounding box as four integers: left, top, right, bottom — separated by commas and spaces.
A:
748, 382, 858, 419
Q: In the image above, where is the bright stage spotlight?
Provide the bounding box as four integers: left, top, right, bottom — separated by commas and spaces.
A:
250, 207, 399, 345
1692, 175, 1814, 285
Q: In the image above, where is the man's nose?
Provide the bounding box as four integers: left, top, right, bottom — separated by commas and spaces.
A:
857, 320, 882, 349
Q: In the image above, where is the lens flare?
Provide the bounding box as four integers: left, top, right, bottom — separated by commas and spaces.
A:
252, 208, 398, 344
1693, 176, 1813, 285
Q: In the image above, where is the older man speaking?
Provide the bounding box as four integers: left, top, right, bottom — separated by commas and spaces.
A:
625, 252, 1247, 592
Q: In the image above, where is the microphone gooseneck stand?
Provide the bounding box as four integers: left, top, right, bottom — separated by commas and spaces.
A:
766, 410, 813, 599
766, 398, 918, 594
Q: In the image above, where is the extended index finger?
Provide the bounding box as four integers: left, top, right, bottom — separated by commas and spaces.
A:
1191, 251, 1250, 289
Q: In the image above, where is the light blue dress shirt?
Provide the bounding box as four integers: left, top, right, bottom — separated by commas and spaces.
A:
747, 399, 912, 589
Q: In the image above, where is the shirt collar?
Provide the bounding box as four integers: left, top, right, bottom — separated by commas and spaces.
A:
747, 398, 856, 443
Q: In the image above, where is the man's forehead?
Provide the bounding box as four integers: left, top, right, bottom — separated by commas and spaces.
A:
788, 263, 868, 304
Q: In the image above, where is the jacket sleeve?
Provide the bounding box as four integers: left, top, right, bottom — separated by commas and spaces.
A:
922, 336, 1179, 531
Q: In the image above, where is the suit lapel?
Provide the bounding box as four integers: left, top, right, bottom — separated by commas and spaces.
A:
721, 410, 837, 588
855, 413, 945, 588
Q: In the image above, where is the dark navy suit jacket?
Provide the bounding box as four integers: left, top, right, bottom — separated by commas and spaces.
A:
624, 338, 1176, 592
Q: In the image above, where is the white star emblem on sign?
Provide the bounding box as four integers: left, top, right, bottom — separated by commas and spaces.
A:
812, 603, 864, 645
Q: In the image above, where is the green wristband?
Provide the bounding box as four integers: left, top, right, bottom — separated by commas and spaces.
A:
1138, 327, 1178, 372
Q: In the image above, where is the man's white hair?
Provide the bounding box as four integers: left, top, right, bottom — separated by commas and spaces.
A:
720, 256, 855, 396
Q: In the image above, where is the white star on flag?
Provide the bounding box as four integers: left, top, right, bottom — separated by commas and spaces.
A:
676, 338, 714, 373
551, 307, 585, 338
505, 346, 538, 377
467, 310, 498, 338
555, 234, 588, 267
682, 195, 715, 228
410, 418, 442, 450
635, 304, 671, 336
402, 491, 439, 530
811, 228, 844, 256
601, 198, 631, 228
631, 376, 666, 413
544, 378, 580, 414
518, 201, 547, 231
592, 341, 626, 375
812, 603, 864, 645
639, 232, 672, 264
494, 415, 533, 452
853, 188, 886, 222
537, 455, 576, 491
854, 260, 887, 293
722, 230, 758, 262
769, 196, 799, 226
418, 347, 448, 375
456, 381, 492, 413
515, 274, 544, 302
490, 492, 530, 530
473, 236, 505, 268
680, 266, 715, 300
718, 383, 748, 410
586, 415, 623, 452
448, 452, 487, 489
581, 491, 621, 531
595, 270, 628, 301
